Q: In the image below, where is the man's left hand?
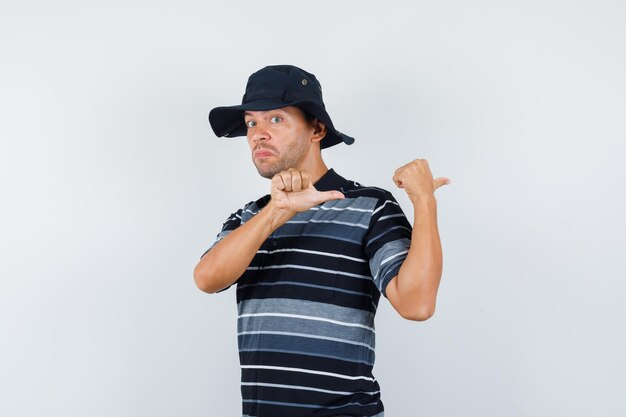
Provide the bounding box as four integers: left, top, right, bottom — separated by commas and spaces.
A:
393, 159, 450, 202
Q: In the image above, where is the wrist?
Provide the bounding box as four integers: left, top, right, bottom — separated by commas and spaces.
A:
409, 192, 437, 206
264, 200, 296, 232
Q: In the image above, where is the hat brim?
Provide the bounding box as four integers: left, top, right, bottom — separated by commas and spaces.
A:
208, 99, 354, 149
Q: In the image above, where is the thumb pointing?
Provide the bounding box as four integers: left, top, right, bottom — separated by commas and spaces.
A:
433, 177, 451, 189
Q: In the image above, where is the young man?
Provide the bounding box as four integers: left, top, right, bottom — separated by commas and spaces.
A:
194, 65, 450, 417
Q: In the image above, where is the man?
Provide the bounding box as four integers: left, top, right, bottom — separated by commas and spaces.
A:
194, 65, 450, 417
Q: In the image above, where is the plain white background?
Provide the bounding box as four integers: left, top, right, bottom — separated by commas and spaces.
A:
1, 1, 624, 416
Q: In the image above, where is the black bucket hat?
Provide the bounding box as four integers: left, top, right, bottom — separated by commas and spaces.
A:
208, 65, 355, 149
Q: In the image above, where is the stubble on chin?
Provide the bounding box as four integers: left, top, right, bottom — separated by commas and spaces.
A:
255, 165, 279, 179
253, 157, 287, 179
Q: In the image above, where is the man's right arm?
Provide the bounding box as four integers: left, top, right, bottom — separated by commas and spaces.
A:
194, 168, 345, 294
193, 199, 293, 294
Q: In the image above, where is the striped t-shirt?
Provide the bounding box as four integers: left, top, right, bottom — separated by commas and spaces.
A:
202, 168, 412, 417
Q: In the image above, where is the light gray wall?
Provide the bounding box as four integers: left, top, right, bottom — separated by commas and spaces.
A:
1, 1, 624, 416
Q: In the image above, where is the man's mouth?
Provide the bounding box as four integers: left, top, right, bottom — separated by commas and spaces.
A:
254, 149, 275, 158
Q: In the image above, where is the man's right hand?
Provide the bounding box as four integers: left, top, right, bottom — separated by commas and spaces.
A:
271, 168, 345, 214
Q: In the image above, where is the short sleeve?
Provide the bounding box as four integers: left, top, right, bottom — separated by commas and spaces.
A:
199, 202, 251, 293
364, 192, 413, 298
200, 208, 243, 259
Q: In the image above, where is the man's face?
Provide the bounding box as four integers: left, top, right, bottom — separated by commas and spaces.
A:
244, 106, 314, 179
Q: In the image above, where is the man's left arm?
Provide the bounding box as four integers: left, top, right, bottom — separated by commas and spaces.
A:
385, 159, 450, 321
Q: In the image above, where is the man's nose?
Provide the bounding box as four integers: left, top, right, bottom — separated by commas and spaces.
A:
250, 121, 270, 143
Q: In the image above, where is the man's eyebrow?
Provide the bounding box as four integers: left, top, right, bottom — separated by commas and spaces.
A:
244, 109, 285, 117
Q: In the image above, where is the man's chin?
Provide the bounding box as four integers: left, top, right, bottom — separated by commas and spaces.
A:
254, 164, 280, 179
253, 159, 299, 179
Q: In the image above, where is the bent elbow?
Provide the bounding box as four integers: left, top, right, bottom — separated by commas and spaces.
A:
193, 264, 218, 294
400, 304, 435, 322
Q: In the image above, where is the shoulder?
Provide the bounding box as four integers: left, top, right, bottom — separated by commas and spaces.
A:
340, 178, 399, 206
221, 194, 270, 222
239, 194, 271, 222
338, 178, 409, 232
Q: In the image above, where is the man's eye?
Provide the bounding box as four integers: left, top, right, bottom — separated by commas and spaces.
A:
245, 120, 256, 128
270, 116, 282, 123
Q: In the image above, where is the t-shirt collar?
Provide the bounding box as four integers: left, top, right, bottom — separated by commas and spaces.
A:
313, 168, 347, 191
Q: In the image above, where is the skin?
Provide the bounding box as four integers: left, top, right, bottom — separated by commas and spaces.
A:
246, 106, 314, 179
194, 105, 450, 321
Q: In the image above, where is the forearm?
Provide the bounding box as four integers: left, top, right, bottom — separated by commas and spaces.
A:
395, 195, 443, 317
194, 200, 294, 293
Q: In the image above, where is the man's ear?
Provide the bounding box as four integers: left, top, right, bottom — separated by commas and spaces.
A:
310, 120, 327, 144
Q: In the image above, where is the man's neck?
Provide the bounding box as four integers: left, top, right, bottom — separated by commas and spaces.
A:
297, 159, 329, 185
291, 143, 329, 185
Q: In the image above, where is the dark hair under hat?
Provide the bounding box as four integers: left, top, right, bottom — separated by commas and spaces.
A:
208, 65, 355, 149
